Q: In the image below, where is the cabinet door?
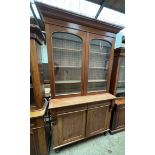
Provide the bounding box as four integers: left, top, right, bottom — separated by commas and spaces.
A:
46, 25, 86, 98
115, 106, 125, 129
30, 129, 40, 155
53, 110, 86, 147
85, 33, 114, 94
86, 104, 110, 137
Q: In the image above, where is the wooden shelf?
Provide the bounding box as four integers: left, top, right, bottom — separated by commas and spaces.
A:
116, 88, 125, 93
53, 47, 82, 52
90, 51, 109, 55
88, 90, 106, 93
55, 80, 80, 84
89, 67, 106, 69
54, 66, 81, 68
88, 79, 107, 83
118, 81, 125, 83
55, 92, 80, 96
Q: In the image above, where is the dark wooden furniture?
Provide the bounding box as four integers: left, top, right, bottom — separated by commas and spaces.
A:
110, 47, 125, 134
30, 24, 50, 155
30, 102, 49, 155
36, 2, 124, 150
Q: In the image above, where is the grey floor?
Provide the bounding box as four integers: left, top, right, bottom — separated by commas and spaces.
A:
50, 131, 125, 155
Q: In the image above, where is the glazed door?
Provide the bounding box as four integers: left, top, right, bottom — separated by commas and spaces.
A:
46, 25, 86, 98
85, 33, 115, 94
86, 103, 110, 137
52, 110, 86, 147
116, 56, 125, 97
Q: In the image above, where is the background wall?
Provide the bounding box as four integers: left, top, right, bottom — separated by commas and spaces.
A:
115, 29, 125, 48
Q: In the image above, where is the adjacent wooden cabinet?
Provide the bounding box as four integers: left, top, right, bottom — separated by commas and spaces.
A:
110, 47, 125, 134
30, 24, 45, 110
110, 99, 125, 134
30, 24, 50, 155
36, 2, 123, 150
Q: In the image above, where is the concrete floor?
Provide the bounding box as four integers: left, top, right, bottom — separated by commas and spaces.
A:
50, 131, 125, 155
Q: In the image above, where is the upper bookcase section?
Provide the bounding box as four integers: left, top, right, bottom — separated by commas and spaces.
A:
35, 2, 124, 34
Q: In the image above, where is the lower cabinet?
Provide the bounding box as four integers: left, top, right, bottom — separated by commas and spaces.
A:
110, 99, 125, 134
51, 101, 113, 149
30, 117, 50, 155
30, 126, 40, 155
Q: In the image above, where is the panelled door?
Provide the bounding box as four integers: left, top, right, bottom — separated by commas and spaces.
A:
52, 110, 86, 147
86, 102, 111, 137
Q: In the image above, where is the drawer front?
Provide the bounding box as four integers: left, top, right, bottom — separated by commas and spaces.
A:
87, 101, 111, 109
55, 104, 87, 116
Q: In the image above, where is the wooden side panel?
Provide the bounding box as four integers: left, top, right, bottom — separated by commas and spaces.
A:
110, 47, 125, 96
110, 55, 119, 95
86, 104, 110, 137
30, 39, 44, 109
53, 110, 86, 147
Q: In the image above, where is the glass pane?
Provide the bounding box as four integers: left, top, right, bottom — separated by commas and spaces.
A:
88, 39, 111, 92
55, 83, 80, 95
40, 44, 51, 97
30, 72, 35, 105
36, 42, 45, 97
88, 82, 107, 92
52, 32, 82, 95
116, 57, 125, 97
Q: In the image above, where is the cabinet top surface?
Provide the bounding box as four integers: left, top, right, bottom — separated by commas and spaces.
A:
30, 101, 48, 119
115, 98, 125, 105
49, 93, 116, 109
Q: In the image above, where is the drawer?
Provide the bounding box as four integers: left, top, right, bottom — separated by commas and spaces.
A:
87, 101, 111, 109
55, 104, 87, 116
